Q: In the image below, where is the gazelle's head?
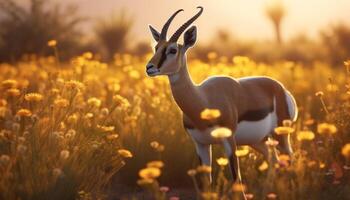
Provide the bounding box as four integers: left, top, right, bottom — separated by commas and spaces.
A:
146, 6, 203, 77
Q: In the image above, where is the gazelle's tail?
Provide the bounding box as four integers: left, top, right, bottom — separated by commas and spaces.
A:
284, 90, 298, 122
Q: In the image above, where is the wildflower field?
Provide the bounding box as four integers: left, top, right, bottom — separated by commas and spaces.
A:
0, 50, 350, 200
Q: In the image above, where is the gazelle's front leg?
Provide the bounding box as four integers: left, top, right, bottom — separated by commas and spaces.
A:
194, 142, 212, 183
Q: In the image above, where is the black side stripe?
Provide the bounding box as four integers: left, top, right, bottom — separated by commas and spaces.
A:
238, 105, 274, 122
157, 48, 167, 68
183, 106, 274, 130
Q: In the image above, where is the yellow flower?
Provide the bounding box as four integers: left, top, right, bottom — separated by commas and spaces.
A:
113, 95, 130, 108
317, 123, 337, 135
139, 167, 161, 179
315, 91, 324, 97
1, 79, 17, 88
50, 88, 60, 96
319, 162, 326, 169
187, 169, 197, 176
150, 141, 160, 149
54, 98, 69, 108
60, 150, 70, 160
345, 60, 350, 73
83, 52, 93, 59
245, 193, 254, 200
47, 40, 57, 47
16, 109, 32, 117
0, 99, 7, 107
118, 149, 133, 158
67, 114, 78, 124
137, 178, 154, 186
282, 119, 293, 127
155, 145, 165, 152
106, 134, 119, 140
304, 119, 315, 126
85, 113, 94, 119
345, 60, 350, 67
232, 183, 246, 192
216, 157, 229, 166
210, 127, 232, 138
207, 51, 218, 60
52, 168, 63, 177
87, 97, 101, 107
25, 93, 43, 102
0, 107, 6, 118
341, 143, 350, 159
200, 108, 221, 120
233, 56, 250, 64
196, 165, 212, 173
274, 126, 294, 135
108, 82, 121, 92
147, 160, 164, 168
279, 154, 290, 162
297, 130, 315, 141
307, 160, 317, 168
265, 138, 279, 147
129, 70, 140, 79
258, 161, 269, 171
97, 125, 115, 132
65, 80, 84, 90
0, 155, 10, 166
150, 141, 164, 152
6, 88, 20, 97
267, 193, 277, 199
201, 192, 218, 200
235, 146, 250, 157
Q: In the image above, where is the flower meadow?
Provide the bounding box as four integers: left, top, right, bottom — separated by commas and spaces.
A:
1, 49, 350, 199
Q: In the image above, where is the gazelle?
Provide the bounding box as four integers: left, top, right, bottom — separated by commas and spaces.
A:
146, 6, 298, 182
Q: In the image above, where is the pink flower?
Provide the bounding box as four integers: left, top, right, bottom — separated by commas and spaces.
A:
159, 186, 170, 193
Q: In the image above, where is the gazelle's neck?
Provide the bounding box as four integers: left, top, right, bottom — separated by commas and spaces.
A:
168, 59, 207, 125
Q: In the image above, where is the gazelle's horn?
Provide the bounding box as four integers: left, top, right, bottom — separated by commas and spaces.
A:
169, 6, 203, 42
160, 9, 184, 40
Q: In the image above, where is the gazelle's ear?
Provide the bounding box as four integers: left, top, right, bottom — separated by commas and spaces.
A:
149, 25, 161, 42
183, 26, 197, 50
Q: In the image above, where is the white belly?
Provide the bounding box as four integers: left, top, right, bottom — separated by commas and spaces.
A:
186, 110, 277, 146
235, 110, 277, 145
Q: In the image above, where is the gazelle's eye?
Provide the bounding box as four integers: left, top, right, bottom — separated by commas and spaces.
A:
168, 48, 177, 54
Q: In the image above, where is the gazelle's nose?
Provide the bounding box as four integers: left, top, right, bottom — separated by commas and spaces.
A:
146, 63, 155, 70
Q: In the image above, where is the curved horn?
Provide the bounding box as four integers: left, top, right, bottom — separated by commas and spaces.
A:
160, 9, 184, 40
169, 6, 203, 42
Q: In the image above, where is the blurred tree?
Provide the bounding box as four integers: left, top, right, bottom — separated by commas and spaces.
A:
321, 24, 350, 66
265, 0, 286, 45
132, 41, 152, 56
282, 34, 326, 65
95, 10, 133, 60
0, 0, 84, 62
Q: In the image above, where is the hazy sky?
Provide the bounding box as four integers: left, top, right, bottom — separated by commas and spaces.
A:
41, 0, 350, 43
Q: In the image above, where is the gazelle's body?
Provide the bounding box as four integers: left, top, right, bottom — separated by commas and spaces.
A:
146, 7, 298, 182
182, 76, 297, 146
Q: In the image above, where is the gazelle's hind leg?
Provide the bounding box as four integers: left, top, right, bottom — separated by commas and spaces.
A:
194, 142, 212, 183
275, 134, 293, 159
274, 89, 296, 160
251, 140, 279, 165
